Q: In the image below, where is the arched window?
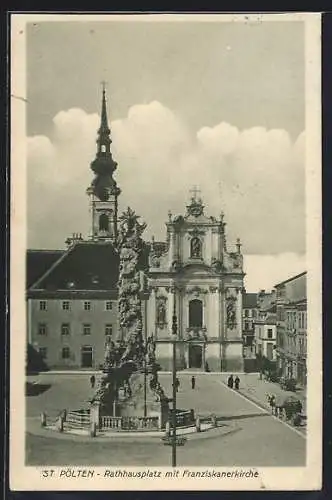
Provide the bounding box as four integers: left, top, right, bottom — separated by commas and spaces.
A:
99, 213, 109, 232
190, 237, 202, 258
189, 299, 203, 328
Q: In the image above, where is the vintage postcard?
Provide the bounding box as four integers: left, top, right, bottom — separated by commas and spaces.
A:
10, 12, 322, 491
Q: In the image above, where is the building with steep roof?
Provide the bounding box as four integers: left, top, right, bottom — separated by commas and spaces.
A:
26, 87, 123, 369
27, 88, 244, 372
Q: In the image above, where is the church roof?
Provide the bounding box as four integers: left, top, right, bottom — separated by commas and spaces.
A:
29, 241, 119, 291
243, 293, 258, 309
26, 250, 65, 288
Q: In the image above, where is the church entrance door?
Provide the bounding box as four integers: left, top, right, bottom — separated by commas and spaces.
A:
188, 344, 203, 369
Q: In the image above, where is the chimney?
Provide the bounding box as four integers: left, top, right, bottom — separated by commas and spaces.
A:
65, 232, 83, 248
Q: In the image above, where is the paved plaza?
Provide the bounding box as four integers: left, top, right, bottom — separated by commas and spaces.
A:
26, 372, 306, 467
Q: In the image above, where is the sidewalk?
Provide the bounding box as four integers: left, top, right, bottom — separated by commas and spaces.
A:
233, 373, 307, 415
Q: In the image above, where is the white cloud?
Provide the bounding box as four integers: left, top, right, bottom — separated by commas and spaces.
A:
27, 101, 305, 262
243, 253, 306, 292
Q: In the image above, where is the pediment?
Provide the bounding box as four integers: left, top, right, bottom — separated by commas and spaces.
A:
181, 263, 212, 275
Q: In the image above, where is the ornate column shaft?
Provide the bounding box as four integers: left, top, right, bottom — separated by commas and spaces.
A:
215, 289, 221, 339
208, 286, 217, 338
219, 285, 225, 341
168, 286, 175, 336
147, 287, 157, 338
168, 231, 176, 267
236, 288, 243, 339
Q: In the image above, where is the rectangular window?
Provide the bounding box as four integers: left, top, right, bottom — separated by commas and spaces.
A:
39, 300, 47, 311
39, 347, 47, 359
105, 324, 113, 336
105, 301, 112, 311
267, 328, 273, 339
244, 321, 249, 331
83, 324, 91, 335
244, 309, 249, 317
83, 301, 91, 311
61, 323, 70, 336
62, 347, 70, 359
62, 301, 70, 311
38, 323, 47, 336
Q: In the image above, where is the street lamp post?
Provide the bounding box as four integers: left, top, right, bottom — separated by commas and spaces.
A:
144, 354, 147, 418
171, 297, 178, 467
144, 299, 148, 419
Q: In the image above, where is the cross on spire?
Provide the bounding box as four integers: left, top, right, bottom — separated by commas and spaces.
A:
101, 80, 107, 93
190, 185, 201, 200
187, 186, 204, 217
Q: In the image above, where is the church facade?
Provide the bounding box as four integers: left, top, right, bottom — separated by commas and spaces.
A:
27, 88, 244, 372
147, 194, 244, 372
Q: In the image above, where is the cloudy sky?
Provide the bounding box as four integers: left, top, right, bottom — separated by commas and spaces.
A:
26, 17, 306, 291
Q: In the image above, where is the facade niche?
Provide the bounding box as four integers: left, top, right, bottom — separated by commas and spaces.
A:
190, 237, 202, 258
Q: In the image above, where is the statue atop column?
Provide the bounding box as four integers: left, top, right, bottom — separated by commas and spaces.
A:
91, 206, 168, 416
117, 207, 147, 366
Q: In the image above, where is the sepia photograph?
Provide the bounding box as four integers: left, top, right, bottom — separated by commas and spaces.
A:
10, 13, 321, 490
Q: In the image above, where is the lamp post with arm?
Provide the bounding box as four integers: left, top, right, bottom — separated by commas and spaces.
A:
171, 295, 178, 467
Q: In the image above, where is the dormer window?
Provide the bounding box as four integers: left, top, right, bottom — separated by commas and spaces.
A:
190, 237, 202, 259
91, 275, 99, 285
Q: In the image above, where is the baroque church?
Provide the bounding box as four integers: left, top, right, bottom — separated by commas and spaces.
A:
27, 88, 244, 372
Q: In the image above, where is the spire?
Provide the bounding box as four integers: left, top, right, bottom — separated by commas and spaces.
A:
99, 82, 111, 138
96, 82, 112, 156
88, 85, 120, 202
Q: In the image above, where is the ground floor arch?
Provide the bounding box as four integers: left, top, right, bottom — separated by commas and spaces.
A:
188, 343, 203, 368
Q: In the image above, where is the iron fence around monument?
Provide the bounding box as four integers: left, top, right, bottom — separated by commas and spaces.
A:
100, 415, 159, 430
66, 409, 90, 428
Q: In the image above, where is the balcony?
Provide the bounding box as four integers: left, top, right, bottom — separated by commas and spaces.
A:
184, 327, 207, 341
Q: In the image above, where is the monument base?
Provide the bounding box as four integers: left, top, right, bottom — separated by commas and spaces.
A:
117, 370, 169, 428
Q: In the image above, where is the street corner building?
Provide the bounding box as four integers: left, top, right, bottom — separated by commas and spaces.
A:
275, 272, 307, 387
26, 88, 245, 373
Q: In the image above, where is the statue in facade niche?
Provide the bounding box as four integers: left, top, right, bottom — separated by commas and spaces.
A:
226, 297, 237, 330
191, 237, 202, 258
157, 301, 166, 325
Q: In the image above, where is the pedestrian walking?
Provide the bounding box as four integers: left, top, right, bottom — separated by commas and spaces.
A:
234, 376, 240, 390
90, 374, 96, 389
205, 362, 210, 372
191, 376, 196, 389
227, 374, 234, 389
175, 377, 180, 392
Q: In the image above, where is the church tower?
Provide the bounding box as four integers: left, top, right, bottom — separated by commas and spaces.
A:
87, 85, 121, 242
